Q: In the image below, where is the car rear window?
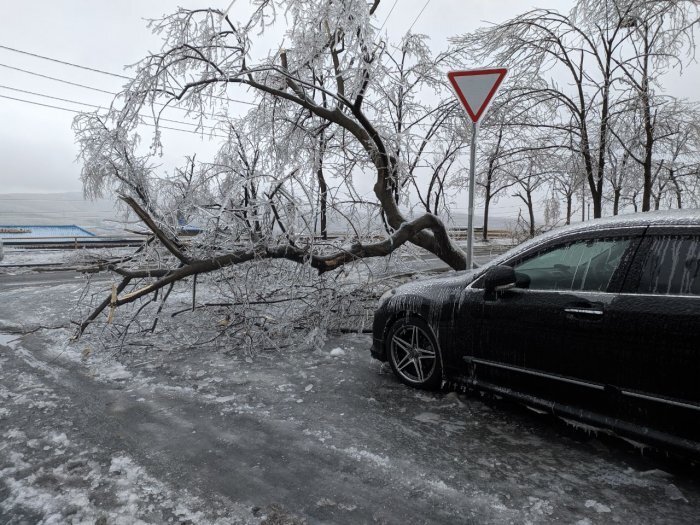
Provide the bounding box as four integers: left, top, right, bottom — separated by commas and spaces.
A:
637, 236, 700, 296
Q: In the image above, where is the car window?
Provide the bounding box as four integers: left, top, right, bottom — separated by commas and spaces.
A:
637, 236, 700, 296
513, 238, 631, 292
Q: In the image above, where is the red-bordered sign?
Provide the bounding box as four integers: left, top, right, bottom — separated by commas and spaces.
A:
447, 68, 508, 123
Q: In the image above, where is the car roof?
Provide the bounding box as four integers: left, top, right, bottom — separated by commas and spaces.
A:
530, 208, 699, 242
482, 208, 700, 271
573, 208, 699, 228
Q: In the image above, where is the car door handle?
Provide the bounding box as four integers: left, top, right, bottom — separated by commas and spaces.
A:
564, 307, 604, 317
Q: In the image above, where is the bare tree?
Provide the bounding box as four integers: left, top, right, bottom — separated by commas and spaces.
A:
549, 153, 586, 224
595, 0, 700, 211
605, 139, 634, 215
610, 95, 700, 212
453, 0, 700, 217
372, 34, 469, 217
454, 5, 638, 218
511, 154, 549, 238
651, 100, 700, 209
473, 107, 517, 240
472, 85, 562, 238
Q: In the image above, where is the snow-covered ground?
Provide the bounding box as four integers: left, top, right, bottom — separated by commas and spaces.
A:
1, 272, 699, 524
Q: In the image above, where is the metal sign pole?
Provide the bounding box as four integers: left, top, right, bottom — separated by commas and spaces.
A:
466, 122, 478, 270
447, 68, 507, 270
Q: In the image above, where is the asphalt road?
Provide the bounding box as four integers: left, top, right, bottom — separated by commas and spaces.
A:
0, 270, 108, 290
2, 271, 700, 524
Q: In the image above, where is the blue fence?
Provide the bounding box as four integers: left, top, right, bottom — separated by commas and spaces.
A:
0, 225, 95, 240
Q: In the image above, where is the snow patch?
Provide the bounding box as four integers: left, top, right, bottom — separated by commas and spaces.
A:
414, 412, 441, 424
4, 428, 26, 440
339, 446, 390, 468
212, 394, 237, 403
48, 432, 70, 447
665, 484, 689, 503
329, 347, 345, 357
584, 500, 611, 513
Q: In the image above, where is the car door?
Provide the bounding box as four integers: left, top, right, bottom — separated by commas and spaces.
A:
471, 230, 642, 412
605, 226, 700, 443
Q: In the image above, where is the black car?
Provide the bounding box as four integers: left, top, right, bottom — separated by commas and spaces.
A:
371, 210, 700, 455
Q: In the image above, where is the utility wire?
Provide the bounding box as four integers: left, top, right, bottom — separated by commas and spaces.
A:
0, 61, 247, 120
0, 44, 132, 80
381, 0, 432, 66
407, 0, 432, 34
0, 84, 221, 132
0, 62, 116, 95
378, 0, 399, 31
0, 94, 228, 139
0, 84, 452, 147
0, 44, 257, 106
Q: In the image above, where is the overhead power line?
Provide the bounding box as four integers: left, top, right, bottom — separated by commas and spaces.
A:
0, 84, 222, 132
0, 93, 228, 139
0, 62, 226, 123
378, 0, 399, 31
407, 0, 432, 34
0, 61, 250, 120
0, 44, 131, 80
0, 62, 116, 95
0, 44, 257, 106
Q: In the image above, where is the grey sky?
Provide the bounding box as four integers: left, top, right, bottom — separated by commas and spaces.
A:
0, 1, 698, 218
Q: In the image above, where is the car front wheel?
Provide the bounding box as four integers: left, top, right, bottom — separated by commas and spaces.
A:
387, 316, 442, 390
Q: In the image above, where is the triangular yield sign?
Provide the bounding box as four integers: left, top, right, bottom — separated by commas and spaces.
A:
447, 68, 508, 123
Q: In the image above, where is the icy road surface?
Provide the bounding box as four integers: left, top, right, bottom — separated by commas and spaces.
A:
1, 272, 700, 524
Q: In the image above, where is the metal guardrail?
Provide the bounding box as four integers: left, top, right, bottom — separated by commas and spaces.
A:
1, 236, 146, 249
2, 231, 516, 252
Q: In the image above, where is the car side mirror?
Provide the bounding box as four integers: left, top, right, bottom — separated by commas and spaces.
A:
484, 265, 517, 293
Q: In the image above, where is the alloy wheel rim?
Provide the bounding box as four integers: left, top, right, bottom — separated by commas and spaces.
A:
390, 324, 436, 383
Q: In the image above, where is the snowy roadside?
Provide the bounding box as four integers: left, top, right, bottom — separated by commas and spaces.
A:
2, 273, 700, 524
0, 331, 256, 525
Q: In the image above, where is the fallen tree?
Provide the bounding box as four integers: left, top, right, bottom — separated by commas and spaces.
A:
73, 0, 468, 340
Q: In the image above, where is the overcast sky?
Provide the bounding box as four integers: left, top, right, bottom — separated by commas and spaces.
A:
1, 1, 698, 218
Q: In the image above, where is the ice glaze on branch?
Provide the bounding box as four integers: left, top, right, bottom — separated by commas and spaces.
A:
73, 0, 472, 336
87, 210, 455, 327
118, 195, 191, 265
139, 8, 467, 270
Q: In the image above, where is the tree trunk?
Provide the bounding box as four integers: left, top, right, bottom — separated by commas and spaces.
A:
527, 190, 535, 238
591, 181, 602, 219
482, 175, 492, 241
613, 188, 620, 216
668, 168, 682, 209
317, 135, 328, 240
566, 194, 572, 225
640, 28, 653, 212
642, 132, 653, 211
593, 51, 613, 219
581, 131, 603, 219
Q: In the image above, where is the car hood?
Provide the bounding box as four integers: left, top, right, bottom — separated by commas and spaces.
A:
382, 270, 475, 305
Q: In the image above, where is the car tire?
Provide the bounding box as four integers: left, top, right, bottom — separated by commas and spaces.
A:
386, 316, 442, 390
